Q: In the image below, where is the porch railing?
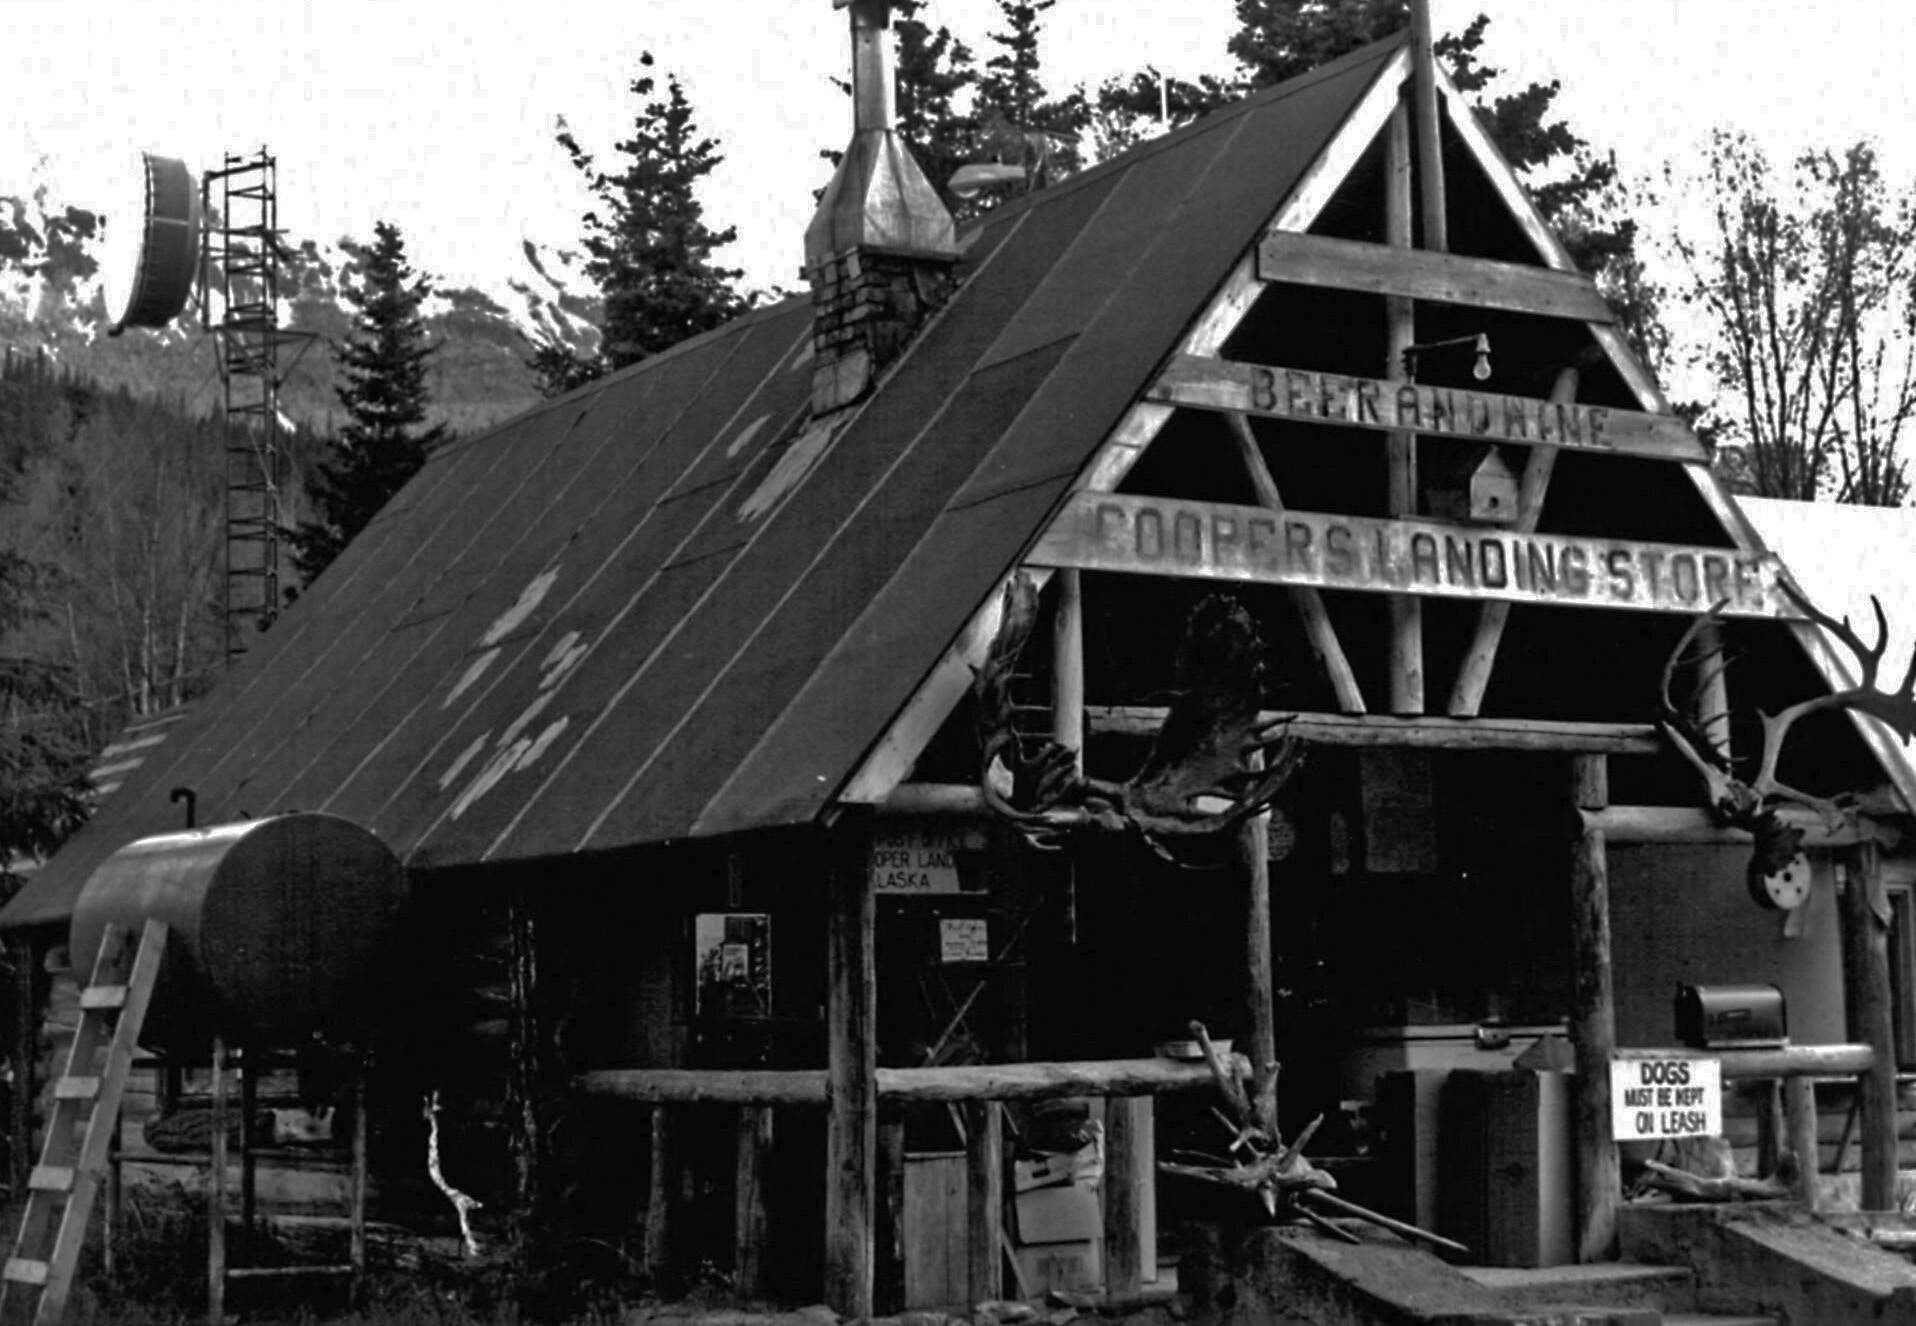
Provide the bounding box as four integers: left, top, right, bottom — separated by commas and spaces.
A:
578, 1057, 1240, 1304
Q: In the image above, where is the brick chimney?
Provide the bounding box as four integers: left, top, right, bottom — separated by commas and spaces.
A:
805, 0, 959, 416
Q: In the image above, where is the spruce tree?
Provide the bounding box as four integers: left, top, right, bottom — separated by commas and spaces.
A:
532, 53, 745, 395
966, 0, 1087, 215
893, 0, 981, 213
292, 221, 448, 587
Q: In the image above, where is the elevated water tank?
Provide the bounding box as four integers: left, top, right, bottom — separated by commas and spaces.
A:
69, 813, 406, 1046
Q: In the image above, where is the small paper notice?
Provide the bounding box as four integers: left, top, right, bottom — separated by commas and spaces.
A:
939, 917, 989, 964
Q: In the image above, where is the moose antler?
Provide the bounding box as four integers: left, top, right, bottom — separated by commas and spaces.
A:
971, 584, 1303, 858
1079, 596, 1304, 853
1658, 582, 1916, 880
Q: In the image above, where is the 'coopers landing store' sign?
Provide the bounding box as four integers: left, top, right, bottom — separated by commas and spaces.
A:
1030, 493, 1792, 619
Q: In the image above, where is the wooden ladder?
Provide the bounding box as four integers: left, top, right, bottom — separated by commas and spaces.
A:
1, 920, 166, 1326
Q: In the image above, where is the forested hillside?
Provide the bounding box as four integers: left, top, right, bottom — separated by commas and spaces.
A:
0, 183, 607, 877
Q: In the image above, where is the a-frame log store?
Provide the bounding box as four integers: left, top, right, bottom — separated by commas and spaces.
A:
14, 1, 1916, 1317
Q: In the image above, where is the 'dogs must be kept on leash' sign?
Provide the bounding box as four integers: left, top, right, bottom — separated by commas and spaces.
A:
1610, 1057, 1722, 1139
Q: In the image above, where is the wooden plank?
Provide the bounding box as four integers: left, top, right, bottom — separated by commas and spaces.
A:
1228, 413, 1364, 712
78, 985, 126, 1011
54, 1077, 99, 1101
1569, 756, 1620, 1263
825, 827, 878, 1319
1616, 1044, 1875, 1079
3, 1259, 47, 1286
26, 1168, 72, 1195
734, 1106, 774, 1300
1841, 841, 1899, 1210
1384, 101, 1422, 716
1257, 231, 1614, 324
965, 1102, 1002, 1306
1102, 1099, 1148, 1299
1449, 366, 1578, 716
1149, 356, 1706, 464
1030, 493, 1790, 618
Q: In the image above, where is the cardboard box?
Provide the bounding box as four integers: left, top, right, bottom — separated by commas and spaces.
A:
1013, 1237, 1101, 1295
1015, 1181, 1101, 1244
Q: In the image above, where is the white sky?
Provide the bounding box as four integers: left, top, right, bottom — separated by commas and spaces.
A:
6, 2, 1916, 299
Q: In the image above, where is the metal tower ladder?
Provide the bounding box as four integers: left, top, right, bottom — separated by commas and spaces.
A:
0, 921, 167, 1326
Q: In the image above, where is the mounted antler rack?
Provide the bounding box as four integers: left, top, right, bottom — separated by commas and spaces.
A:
974, 578, 1305, 859
1658, 581, 1914, 901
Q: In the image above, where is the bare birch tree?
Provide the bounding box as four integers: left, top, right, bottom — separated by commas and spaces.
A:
1675, 132, 1916, 505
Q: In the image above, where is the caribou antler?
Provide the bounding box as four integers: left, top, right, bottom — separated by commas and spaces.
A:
1657, 601, 1757, 823
970, 586, 1303, 858
1658, 581, 1916, 884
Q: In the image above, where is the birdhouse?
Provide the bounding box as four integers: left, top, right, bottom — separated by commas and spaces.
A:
1426, 444, 1520, 526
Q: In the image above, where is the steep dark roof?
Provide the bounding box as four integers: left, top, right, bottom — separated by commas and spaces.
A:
3, 38, 1400, 927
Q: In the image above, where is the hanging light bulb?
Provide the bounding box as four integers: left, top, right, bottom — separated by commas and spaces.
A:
1472, 333, 1493, 381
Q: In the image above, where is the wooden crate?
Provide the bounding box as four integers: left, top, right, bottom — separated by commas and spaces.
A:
1436, 1069, 1573, 1267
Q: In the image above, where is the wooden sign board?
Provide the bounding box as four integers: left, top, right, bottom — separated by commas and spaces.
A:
1150, 355, 1707, 465
1028, 493, 1794, 619
1610, 1057, 1722, 1140
869, 824, 984, 894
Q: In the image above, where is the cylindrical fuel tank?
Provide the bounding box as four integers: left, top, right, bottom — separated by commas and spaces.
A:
69, 813, 406, 1046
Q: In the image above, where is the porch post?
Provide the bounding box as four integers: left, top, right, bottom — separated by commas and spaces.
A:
1568, 754, 1620, 1261
825, 821, 878, 1316
1839, 838, 1898, 1210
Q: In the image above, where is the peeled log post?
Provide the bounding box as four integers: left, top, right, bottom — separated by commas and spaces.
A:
1783, 1076, 1820, 1210
1238, 752, 1278, 1083
1103, 1098, 1148, 1298
1410, 0, 1449, 251
1840, 840, 1898, 1210
825, 827, 878, 1318
577, 1057, 1241, 1105
1384, 100, 1422, 714
965, 1100, 1003, 1305
734, 1106, 774, 1299
644, 1108, 675, 1282
1569, 755, 1620, 1262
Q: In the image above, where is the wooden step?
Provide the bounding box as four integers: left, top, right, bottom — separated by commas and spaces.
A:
1461, 1262, 1695, 1313
3, 1258, 48, 1286
53, 1077, 100, 1101
27, 1166, 73, 1194
79, 985, 127, 1011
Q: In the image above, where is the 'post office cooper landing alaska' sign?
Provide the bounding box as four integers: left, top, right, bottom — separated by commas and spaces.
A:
1029, 493, 1793, 618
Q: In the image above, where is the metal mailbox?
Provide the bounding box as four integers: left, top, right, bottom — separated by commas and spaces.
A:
1674, 983, 1787, 1049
